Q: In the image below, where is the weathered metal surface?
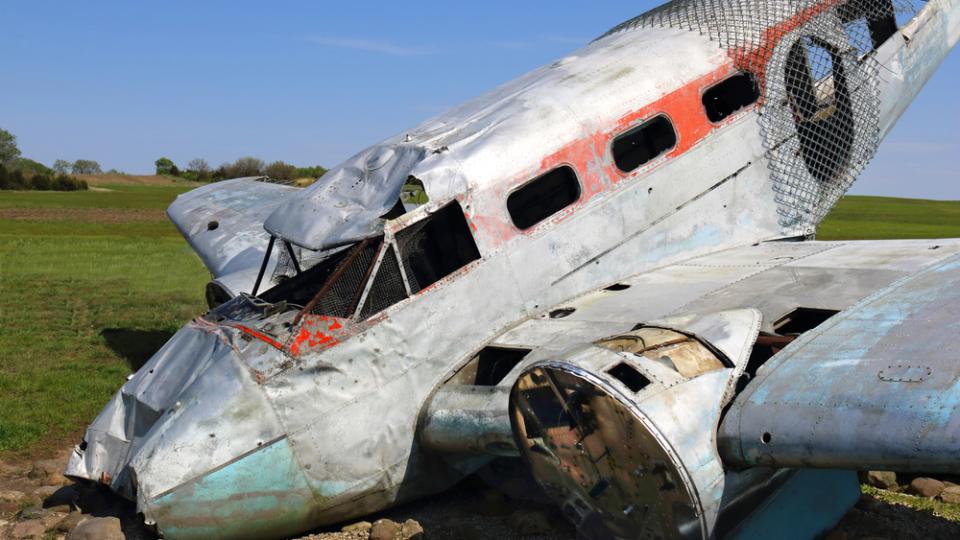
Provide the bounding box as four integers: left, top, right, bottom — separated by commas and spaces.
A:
263, 145, 427, 251
420, 385, 517, 457
167, 178, 300, 296
63, 0, 960, 538
719, 253, 960, 471
508, 310, 776, 538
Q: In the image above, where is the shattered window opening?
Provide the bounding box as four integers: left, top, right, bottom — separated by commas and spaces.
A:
396, 201, 481, 293
259, 238, 383, 321
702, 72, 760, 123
612, 115, 677, 173
507, 166, 581, 230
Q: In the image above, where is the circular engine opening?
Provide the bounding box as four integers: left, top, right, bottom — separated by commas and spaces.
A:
510, 365, 705, 540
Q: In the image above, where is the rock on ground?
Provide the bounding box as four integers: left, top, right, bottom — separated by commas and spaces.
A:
863, 471, 898, 490
940, 486, 960, 505
10, 519, 45, 539
66, 516, 124, 540
55, 512, 88, 533
908, 477, 946, 498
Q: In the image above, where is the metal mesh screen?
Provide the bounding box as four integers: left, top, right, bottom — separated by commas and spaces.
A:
395, 219, 431, 294
360, 245, 408, 319
308, 240, 380, 318
598, 0, 920, 229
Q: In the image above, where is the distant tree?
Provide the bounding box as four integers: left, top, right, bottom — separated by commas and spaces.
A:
0, 128, 20, 167
0, 164, 8, 189
155, 157, 179, 176
53, 159, 71, 174
71, 159, 102, 175
31, 174, 52, 191
14, 158, 52, 176
187, 158, 211, 181
265, 160, 296, 181
226, 157, 265, 178
211, 164, 229, 182
8, 169, 26, 189
294, 165, 328, 179
187, 158, 210, 173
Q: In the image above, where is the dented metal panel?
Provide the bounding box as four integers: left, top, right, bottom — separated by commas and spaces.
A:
719, 253, 960, 471
264, 145, 427, 250
63, 0, 960, 538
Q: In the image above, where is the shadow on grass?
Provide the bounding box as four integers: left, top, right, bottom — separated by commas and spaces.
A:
100, 328, 175, 372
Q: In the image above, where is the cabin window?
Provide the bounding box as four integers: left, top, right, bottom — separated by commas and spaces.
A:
396, 201, 481, 293
507, 166, 581, 230
702, 73, 759, 123
359, 245, 409, 319
612, 115, 677, 173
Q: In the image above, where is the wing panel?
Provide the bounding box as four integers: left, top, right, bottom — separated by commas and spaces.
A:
167, 178, 299, 278
719, 253, 960, 472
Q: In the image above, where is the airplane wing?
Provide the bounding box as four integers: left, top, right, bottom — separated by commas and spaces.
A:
490, 238, 960, 348
718, 251, 960, 472
167, 178, 300, 298
464, 238, 960, 539
425, 238, 960, 456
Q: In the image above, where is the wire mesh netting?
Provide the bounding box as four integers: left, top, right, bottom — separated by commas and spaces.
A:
360, 245, 409, 319
308, 240, 381, 318
598, 0, 921, 229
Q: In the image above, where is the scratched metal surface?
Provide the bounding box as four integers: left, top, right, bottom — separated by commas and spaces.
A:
63, 0, 960, 537
719, 252, 960, 471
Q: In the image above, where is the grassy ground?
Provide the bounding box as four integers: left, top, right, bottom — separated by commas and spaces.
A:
818, 195, 960, 240
0, 191, 957, 461
862, 485, 960, 521
0, 184, 208, 459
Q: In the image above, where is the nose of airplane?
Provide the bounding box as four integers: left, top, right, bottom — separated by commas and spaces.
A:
65, 322, 319, 540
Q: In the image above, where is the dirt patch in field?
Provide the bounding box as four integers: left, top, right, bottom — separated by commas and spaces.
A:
0, 207, 166, 223
74, 174, 201, 187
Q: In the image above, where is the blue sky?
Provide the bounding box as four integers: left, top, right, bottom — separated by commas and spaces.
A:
0, 1, 956, 198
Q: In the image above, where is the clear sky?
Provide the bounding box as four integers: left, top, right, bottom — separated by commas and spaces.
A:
1, 1, 956, 198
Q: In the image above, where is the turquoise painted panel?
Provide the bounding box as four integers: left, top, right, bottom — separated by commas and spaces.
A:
728, 469, 859, 540
151, 438, 320, 540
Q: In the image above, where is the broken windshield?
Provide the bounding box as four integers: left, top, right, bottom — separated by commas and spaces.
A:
260, 238, 383, 319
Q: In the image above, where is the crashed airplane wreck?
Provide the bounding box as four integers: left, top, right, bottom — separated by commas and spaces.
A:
67, 0, 960, 538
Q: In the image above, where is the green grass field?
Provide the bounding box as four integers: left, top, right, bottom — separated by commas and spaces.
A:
0, 185, 208, 458
0, 189, 958, 460
818, 195, 960, 240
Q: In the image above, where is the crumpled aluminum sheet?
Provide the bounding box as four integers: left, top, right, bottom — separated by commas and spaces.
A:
264, 145, 427, 251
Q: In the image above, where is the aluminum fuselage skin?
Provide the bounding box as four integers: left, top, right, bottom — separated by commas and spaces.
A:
66, 1, 960, 538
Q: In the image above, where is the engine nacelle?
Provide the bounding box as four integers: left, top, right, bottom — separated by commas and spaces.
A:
508, 310, 859, 539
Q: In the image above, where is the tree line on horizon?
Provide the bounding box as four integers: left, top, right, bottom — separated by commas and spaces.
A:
1, 126, 330, 191
154, 156, 327, 183
0, 128, 89, 191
